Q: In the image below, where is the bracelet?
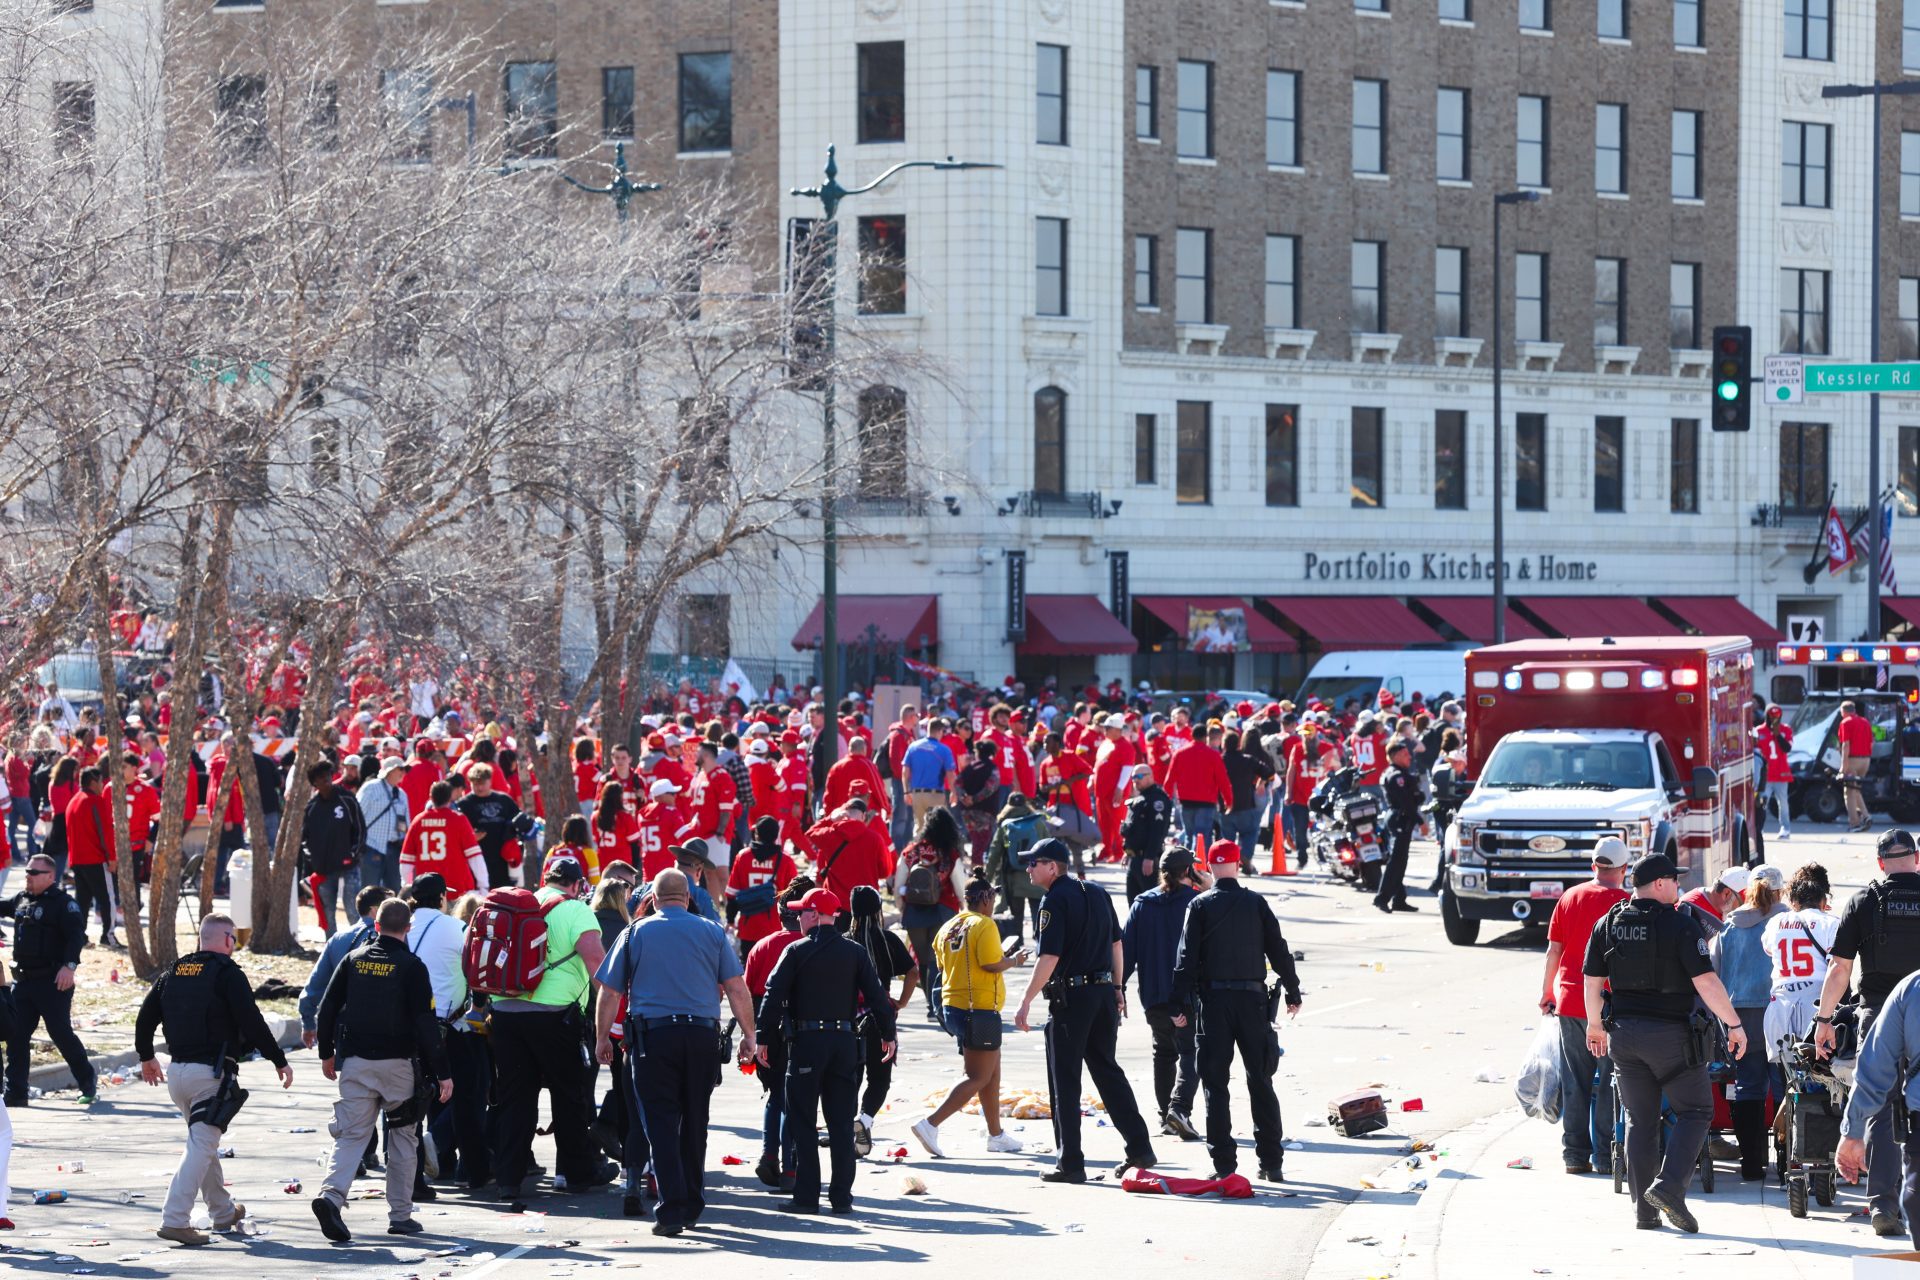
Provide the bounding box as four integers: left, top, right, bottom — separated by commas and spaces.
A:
1813, 1015, 1833, 1025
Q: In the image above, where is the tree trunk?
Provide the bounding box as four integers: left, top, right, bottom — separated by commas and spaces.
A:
90, 560, 153, 978
526, 513, 579, 859
253, 614, 349, 954
208, 620, 293, 923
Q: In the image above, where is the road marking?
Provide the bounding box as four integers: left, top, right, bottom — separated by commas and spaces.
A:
1296, 997, 1372, 1020
462, 1244, 534, 1278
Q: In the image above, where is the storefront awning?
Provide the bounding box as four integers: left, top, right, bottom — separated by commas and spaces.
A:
1517, 596, 1682, 639
790, 594, 938, 651
1136, 596, 1297, 653
1017, 596, 1138, 656
1417, 596, 1544, 643
1652, 596, 1783, 645
1262, 596, 1445, 650
1883, 598, 1920, 631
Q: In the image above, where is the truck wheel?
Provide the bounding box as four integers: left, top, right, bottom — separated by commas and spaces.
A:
1893, 795, 1920, 825
1440, 889, 1479, 946
1803, 784, 1844, 826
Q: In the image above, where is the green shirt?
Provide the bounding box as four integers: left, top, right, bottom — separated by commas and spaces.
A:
526, 888, 598, 1011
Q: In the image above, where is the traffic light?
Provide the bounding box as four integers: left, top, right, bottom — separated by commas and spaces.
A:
1711, 325, 1751, 431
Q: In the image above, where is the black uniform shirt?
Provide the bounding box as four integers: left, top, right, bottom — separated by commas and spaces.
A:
315, 934, 450, 1078
1832, 871, 1920, 1010
1038, 874, 1121, 979
134, 950, 288, 1068
0, 887, 86, 973
455, 792, 526, 865
759, 926, 896, 1040
1169, 878, 1302, 1008
1380, 766, 1423, 829
1582, 897, 1712, 1022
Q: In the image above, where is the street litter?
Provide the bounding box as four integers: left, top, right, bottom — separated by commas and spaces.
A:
720, 1155, 744, 1166
1505, 1157, 1532, 1170
1064, 1223, 1085, 1232
1400, 1099, 1423, 1112
282, 1180, 302, 1194
1472, 1067, 1506, 1083
288, 1127, 317, 1134
901, 1175, 928, 1195
32, 1191, 68, 1205
216, 1147, 235, 1159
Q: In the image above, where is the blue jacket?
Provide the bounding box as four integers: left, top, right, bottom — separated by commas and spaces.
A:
299, 917, 376, 1032
1121, 884, 1198, 1010
1710, 903, 1784, 1008
1844, 969, 1920, 1139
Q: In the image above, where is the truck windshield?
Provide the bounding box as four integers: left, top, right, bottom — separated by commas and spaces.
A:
1296, 675, 1381, 712
1480, 738, 1654, 790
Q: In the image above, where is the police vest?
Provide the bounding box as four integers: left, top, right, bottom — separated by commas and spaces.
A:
1864, 879, 1920, 984
11, 891, 71, 969
159, 951, 242, 1061
1599, 901, 1689, 995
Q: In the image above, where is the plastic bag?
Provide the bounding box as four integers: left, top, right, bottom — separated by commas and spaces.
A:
1514, 1021, 1563, 1123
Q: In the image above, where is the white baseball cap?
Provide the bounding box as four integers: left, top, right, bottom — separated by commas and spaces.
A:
1717, 866, 1752, 894
746, 739, 770, 756
1591, 836, 1631, 867
1102, 713, 1129, 729
649, 779, 680, 798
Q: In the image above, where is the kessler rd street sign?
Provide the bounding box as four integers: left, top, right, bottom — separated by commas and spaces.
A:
1806, 361, 1920, 393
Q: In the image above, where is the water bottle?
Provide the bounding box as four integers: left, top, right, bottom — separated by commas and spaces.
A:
33, 1190, 68, 1205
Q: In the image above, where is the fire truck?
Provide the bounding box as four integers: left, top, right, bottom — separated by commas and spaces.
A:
1439, 636, 1755, 947
1766, 643, 1920, 825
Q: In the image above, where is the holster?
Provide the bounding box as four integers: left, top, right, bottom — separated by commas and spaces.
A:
383, 1058, 432, 1130
1683, 1010, 1714, 1070
189, 1056, 248, 1133
1265, 980, 1285, 1024
625, 1016, 648, 1060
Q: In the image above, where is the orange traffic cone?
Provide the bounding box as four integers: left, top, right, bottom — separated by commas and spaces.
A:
1195, 833, 1209, 867
1270, 809, 1293, 876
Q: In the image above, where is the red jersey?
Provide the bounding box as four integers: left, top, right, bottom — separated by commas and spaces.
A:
1091, 737, 1138, 812
636, 800, 687, 879
602, 766, 644, 814
744, 928, 803, 997
1839, 713, 1875, 759
726, 848, 799, 945
401, 805, 483, 894
1038, 751, 1092, 812
1756, 721, 1794, 784
985, 728, 1035, 798
746, 760, 787, 822
1546, 881, 1630, 1020
1146, 734, 1174, 785
592, 810, 642, 875
802, 813, 892, 904
400, 758, 444, 823
1164, 741, 1233, 808
1348, 730, 1390, 785
124, 778, 161, 851
573, 759, 600, 803
65, 790, 110, 867
651, 756, 692, 794
685, 766, 739, 841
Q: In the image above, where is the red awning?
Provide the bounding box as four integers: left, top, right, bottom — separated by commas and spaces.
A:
1518, 596, 1682, 639
790, 594, 938, 651
1018, 596, 1138, 656
1885, 598, 1920, 630
1262, 596, 1445, 651
1418, 596, 1544, 643
1136, 596, 1297, 653
1653, 597, 1784, 645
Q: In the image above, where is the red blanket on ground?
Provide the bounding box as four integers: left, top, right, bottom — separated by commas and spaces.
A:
1119, 1168, 1255, 1199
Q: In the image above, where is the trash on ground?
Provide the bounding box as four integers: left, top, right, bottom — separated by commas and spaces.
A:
901, 1175, 928, 1195
1505, 1157, 1532, 1170
1400, 1099, 1423, 1112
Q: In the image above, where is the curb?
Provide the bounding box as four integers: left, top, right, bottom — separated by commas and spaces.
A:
26, 1014, 305, 1091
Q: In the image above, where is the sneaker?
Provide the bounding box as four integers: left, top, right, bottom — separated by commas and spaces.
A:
1164, 1108, 1201, 1142
986, 1131, 1023, 1153
623, 1194, 649, 1218
911, 1117, 946, 1158
211, 1204, 247, 1232
413, 1184, 438, 1203
1040, 1167, 1086, 1184
76, 1093, 96, 1106
1258, 1165, 1285, 1183
1642, 1185, 1697, 1234
311, 1195, 352, 1243
651, 1221, 685, 1238
754, 1153, 781, 1188
1707, 1137, 1740, 1161
156, 1225, 211, 1246
854, 1116, 873, 1158
387, 1219, 425, 1235
1874, 1211, 1905, 1237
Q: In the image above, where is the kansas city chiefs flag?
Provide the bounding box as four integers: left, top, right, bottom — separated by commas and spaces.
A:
1826, 504, 1856, 575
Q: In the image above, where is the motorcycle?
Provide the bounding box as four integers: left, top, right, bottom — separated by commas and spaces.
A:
1309, 766, 1384, 893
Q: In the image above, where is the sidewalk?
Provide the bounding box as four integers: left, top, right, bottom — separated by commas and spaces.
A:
1308, 1107, 1876, 1280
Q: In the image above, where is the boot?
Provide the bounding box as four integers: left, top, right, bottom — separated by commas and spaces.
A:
1729, 1099, 1768, 1181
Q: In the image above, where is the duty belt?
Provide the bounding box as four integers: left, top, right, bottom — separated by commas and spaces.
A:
1203, 980, 1266, 992
796, 1019, 857, 1032
1059, 971, 1115, 989
639, 1015, 719, 1031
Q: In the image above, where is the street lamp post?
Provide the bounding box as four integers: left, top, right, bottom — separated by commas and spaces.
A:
1823, 82, 1920, 639
559, 141, 663, 222
1490, 189, 1542, 646
790, 144, 997, 774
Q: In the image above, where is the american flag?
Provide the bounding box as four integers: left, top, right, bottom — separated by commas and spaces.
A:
1853, 503, 1899, 594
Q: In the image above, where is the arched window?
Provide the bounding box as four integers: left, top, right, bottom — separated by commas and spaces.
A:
1034, 386, 1067, 494
856, 386, 908, 497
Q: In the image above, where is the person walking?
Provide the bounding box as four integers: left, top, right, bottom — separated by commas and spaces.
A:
356, 757, 411, 893
985, 794, 1049, 944
1839, 965, 1920, 1244
1120, 764, 1174, 904
1163, 723, 1232, 846
1711, 864, 1787, 1179
1220, 731, 1273, 874
402, 875, 468, 1196
311, 898, 453, 1242
1171, 843, 1302, 1181
1840, 699, 1875, 832
900, 723, 958, 839
1121, 847, 1206, 1142
1012, 838, 1160, 1182
302, 762, 368, 937
299, 885, 386, 1050
1, 853, 95, 1105
846, 885, 916, 1156
1539, 837, 1631, 1176
743, 878, 813, 1196
1754, 708, 1794, 840
895, 807, 966, 1016
912, 869, 1027, 1157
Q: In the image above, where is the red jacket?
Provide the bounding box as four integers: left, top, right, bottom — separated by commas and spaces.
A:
1164, 742, 1233, 808
65, 790, 111, 867
824, 756, 888, 817
802, 813, 892, 903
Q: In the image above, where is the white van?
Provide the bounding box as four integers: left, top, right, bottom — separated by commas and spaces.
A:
1294, 649, 1468, 711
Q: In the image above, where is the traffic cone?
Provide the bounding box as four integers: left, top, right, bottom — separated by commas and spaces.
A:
1195, 833, 1209, 867
1270, 808, 1293, 877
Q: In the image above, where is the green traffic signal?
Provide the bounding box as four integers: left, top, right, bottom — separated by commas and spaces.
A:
1717, 380, 1741, 401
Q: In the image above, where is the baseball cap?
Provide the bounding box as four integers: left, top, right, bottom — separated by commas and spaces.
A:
1716, 866, 1752, 894
1750, 864, 1786, 891
545, 855, 587, 885
796, 887, 842, 916
1880, 828, 1919, 859
1102, 713, 1129, 729
378, 755, 406, 778
1632, 853, 1679, 887
1590, 836, 1630, 867
1205, 842, 1240, 868
649, 778, 680, 798
1025, 837, 1073, 866
746, 739, 770, 757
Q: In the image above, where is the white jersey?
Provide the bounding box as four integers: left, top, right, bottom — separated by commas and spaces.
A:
1760, 907, 1840, 1061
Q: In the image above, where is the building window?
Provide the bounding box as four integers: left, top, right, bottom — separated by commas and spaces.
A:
1671, 109, 1700, 199
676, 396, 731, 486
1435, 410, 1467, 510
52, 81, 93, 157
1904, 132, 1920, 217
1266, 405, 1299, 506
857, 215, 906, 314
1670, 261, 1700, 348
1436, 246, 1467, 337
380, 68, 433, 164
1136, 65, 1159, 140
1595, 416, 1625, 512
1516, 414, 1547, 510
1266, 234, 1298, 329
1035, 217, 1067, 316
1036, 44, 1067, 145
1675, 0, 1702, 46
1594, 257, 1625, 348
1177, 401, 1211, 505
1034, 387, 1067, 494
601, 67, 635, 139
1785, 0, 1831, 60
1901, 276, 1920, 361
1903, 427, 1920, 516
1599, 0, 1628, 38
1780, 422, 1829, 514
1351, 408, 1385, 508
215, 74, 268, 168
1517, 94, 1549, 188
858, 42, 905, 143
1352, 78, 1386, 174
1671, 419, 1699, 513
1516, 251, 1548, 342
1134, 234, 1158, 309
678, 52, 732, 152
1909, 0, 1920, 71
1136, 413, 1157, 484
1520, 0, 1550, 31
1267, 70, 1299, 167
1782, 122, 1830, 208
1780, 268, 1829, 355
1356, 0, 1387, 10
1351, 241, 1384, 332
1437, 86, 1469, 181
503, 61, 558, 160
1176, 60, 1212, 159
1175, 227, 1212, 324
1441, 0, 1470, 18
302, 79, 340, 152
1595, 103, 1626, 194
856, 386, 908, 497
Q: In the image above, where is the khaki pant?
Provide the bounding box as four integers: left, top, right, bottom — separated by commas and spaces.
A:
321, 1056, 419, 1223
1843, 757, 1872, 828
908, 792, 946, 836
162, 1062, 239, 1229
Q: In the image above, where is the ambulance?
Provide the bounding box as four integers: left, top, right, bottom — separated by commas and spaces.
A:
1439, 636, 1755, 946
1766, 643, 1920, 824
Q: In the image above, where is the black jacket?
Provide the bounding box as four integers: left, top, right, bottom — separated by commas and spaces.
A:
1120, 784, 1173, 855
302, 787, 366, 877
1381, 765, 1423, 830
135, 950, 288, 1069
757, 925, 896, 1043
1171, 878, 1301, 1008
315, 934, 449, 1078
0, 886, 86, 973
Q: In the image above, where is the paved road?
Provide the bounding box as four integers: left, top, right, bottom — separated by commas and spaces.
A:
0, 823, 1879, 1277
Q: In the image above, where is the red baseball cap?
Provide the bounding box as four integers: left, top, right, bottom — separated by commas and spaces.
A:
796, 887, 842, 916
1205, 843, 1240, 868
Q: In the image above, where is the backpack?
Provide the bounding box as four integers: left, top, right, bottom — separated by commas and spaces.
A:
904, 860, 943, 906
462, 887, 562, 998
999, 812, 1049, 901
876, 732, 900, 781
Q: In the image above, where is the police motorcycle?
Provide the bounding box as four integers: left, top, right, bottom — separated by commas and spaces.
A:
1308, 765, 1384, 893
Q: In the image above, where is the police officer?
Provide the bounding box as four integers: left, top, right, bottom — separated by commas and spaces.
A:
135, 912, 294, 1246
1, 852, 95, 1105
1170, 842, 1302, 1181
1582, 854, 1747, 1233
1013, 837, 1159, 1182
1121, 764, 1173, 904
756, 886, 896, 1215
1813, 827, 1920, 1236
1838, 966, 1920, 1245
312, 897, 452, 1243
1373, 740, 1422, 914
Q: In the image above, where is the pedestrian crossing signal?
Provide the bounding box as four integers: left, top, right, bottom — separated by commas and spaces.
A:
1711, 325, 1751, 431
